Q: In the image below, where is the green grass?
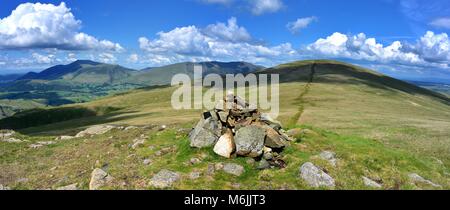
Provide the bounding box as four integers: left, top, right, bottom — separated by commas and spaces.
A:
1, 125, 447, 190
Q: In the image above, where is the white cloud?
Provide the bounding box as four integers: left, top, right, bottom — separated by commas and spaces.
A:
0, 2, 123, 51
127, 53, 139, 63
251, 0, 284, 15
411, 31, 450, 63
306, 31, 450, 69
204, 17, 251, 43
138, 17, 296, 66
430, 17, 450, 29
31, 52, 57, 64
287, 16, 318, 34
98, 53, 117, 64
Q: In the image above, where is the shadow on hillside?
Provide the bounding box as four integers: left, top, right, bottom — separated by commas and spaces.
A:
0, 91, 75, 106
0, 106, 155, 136
22, 111, 156, 137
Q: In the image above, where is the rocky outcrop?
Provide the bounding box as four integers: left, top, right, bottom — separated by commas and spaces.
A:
299, 162, 335, 188
362, 176, 382, 189
408, 173, 442, 188
0, 130, 22, 143
318, 151, 337, 167
76, 125, 115, 138
57, 183, 78, 190
149, 169, 180, 188
89, 168, 114, 190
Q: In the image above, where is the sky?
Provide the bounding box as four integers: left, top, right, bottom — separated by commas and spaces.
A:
0, 0, 450, 82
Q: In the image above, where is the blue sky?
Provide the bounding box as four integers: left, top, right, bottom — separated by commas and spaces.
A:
0, 0, 450, 82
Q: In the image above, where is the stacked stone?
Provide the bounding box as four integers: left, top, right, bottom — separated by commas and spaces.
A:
189, 92, 293, 168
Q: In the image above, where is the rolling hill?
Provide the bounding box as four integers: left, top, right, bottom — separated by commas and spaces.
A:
1, 60, 449, 190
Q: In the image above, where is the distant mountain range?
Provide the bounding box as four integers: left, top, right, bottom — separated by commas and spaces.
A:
0, 60, 264, 117
12, 60, 263, 86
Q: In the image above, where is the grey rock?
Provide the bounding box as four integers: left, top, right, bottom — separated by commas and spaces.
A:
257, 159, 271, 170
408, 173, 442, 188
264, 127, 287, 149
299, 162, 335, 188
149, 169, 180, 188
362, 176, 382, 189
234, 125, 266, 157
260, 113, 282, 131
55, 136, 75, 141
319, 151, 337, 167
89, 168, 114, 190
0, 130, 15, 139
0, 184, 10, 190
3, 137, 23, 143
124, 126, 138, 131
217, 111, 229, 122
76, 125, 115, 138
37, 141, 55, 145
131, 137, 145, 149
189, 171, 202, 180
223, 163, 245, 176
29, 144, 43, 149
57, 183, 78, 190
143, 159, 152, 165
263, 152, 274, 160
189, 116, 220, 148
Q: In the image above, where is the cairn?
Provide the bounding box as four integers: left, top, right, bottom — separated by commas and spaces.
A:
189, 92, 293, 168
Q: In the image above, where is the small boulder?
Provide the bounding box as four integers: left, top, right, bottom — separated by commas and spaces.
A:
189, 171, 202, 180
76, 125, 115, 138
260, 113, 282, 131
408, 173, 441, 188
29, 144, 43, 149
299, 162, 335, 188
234, 125, 266, 157
143, 159, 152, 165
55, 136, 75, 141
89, 168, 114, 190
149, 169, 180, 188
362, 176, 382, 189
56, 183, 78, 190
3, 138, 22, 143
264, 127, 288, 149
318, 151, 337, 167
189, 117, 220, 148
213, 129, 235, 158
223, 163, 245, 176
257, 159, 271, 170
131, 138, 145, 149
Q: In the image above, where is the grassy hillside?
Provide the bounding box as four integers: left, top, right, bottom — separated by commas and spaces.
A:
1, 60, 449, 190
